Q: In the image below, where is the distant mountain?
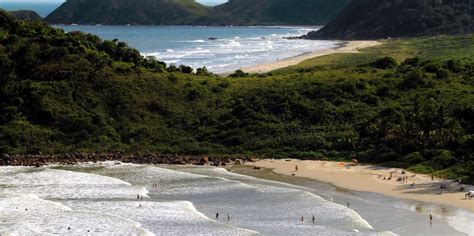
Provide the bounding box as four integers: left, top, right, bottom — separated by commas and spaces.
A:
46, 0, 210, 25
305, 0, 474, 40
8, 10, 42, 21
45, 0, 349, 25
200, 0, 350, 25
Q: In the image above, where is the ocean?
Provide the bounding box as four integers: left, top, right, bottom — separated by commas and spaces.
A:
1, 2, 339, 74
56, 25, 338, 73
0, 162, 472, 235
0, 2, 61, 17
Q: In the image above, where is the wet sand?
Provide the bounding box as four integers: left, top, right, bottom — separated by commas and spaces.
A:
244, 160, 474, 212
228, 164, 474, 236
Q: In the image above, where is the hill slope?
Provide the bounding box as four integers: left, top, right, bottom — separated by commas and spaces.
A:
46, 0, 210, 25
200, 0, 349, 25
45, 0, 349, 25
8, 10, 42, 21
305, 0, 474, 40
1, 10, 473, 182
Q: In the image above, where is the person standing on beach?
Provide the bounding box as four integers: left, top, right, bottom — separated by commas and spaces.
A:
430, 213, 433, 222
295, 165, 298, 172
347, 202, 350, 208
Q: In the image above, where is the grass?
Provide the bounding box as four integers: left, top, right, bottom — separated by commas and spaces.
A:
274, 35, 474, 73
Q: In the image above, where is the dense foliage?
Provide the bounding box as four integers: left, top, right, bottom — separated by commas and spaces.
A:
306, 0, 474, 40
46, 0, 210, 25
201, 0, 349, 25
45, 0, 349, 26
0, 12, 473, 182
8, 11, 42, 21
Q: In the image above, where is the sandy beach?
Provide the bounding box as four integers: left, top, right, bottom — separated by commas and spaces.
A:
245, 159, 474, 212
240, 40, 381, 74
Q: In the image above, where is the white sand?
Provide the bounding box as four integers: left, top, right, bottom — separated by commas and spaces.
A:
240, 40, 381, 74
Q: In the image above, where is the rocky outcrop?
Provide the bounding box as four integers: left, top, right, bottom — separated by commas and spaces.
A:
0, 152, 255, 167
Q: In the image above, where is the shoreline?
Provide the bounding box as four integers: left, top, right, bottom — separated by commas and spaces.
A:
0, 153, 250, 166
238, 40, 381, 74
244, 159, 474, 212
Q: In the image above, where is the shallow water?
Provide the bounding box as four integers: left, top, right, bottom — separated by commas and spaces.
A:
55, 25, 338, 73
227, 165, 474, 236
0, 163, 471, 235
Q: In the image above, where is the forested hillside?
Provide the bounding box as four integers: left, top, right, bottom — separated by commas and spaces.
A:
200, 0, 349, 25
45, 0, 349, 25
46, 0, 210, 25
306, 0, 474, 40
8, 10, 42, 21
0, 11, 473, 182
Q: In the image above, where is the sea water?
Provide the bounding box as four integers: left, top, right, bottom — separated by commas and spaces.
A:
56, 25, 338, 73
1, 163, 472, 235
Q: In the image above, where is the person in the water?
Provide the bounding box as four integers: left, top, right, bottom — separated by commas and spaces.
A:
300, 216, 304, 222
312, 216, 315, 223
216, 212, 219, 221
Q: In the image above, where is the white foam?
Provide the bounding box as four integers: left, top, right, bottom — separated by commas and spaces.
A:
63, 200, 257, 235
0, 168, 144, 199
445, 209, 474, 236
0, 195, 152, 235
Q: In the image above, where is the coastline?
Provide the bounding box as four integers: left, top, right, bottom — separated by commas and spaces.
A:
238, 40, 381, 74
244, 159, 474, 212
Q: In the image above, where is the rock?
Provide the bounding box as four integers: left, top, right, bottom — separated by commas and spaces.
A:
171, 160, 186, 165
253, 166, 261, 170
199, 157, 209, 164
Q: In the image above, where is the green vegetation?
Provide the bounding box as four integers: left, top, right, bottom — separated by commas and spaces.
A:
45, 0, 349, 26
45, 0, 210, 25
0, 11, 473, 182
202, 0, 349, 25
306, 0, 474, 40
7, 11, 42, 21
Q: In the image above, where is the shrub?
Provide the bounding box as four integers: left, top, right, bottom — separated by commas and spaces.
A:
361, 94, 380, 106
229, 69, 248, 78
376, 86, 390, 97
436, 69, 449, 79
402, 152, 425, 165
179, 65, 193, 74
400, 69, 425, 89
402, 57, 420, 67
371, 57, 398, 69
424, 63, 441, 73
431, 150, 456, 169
